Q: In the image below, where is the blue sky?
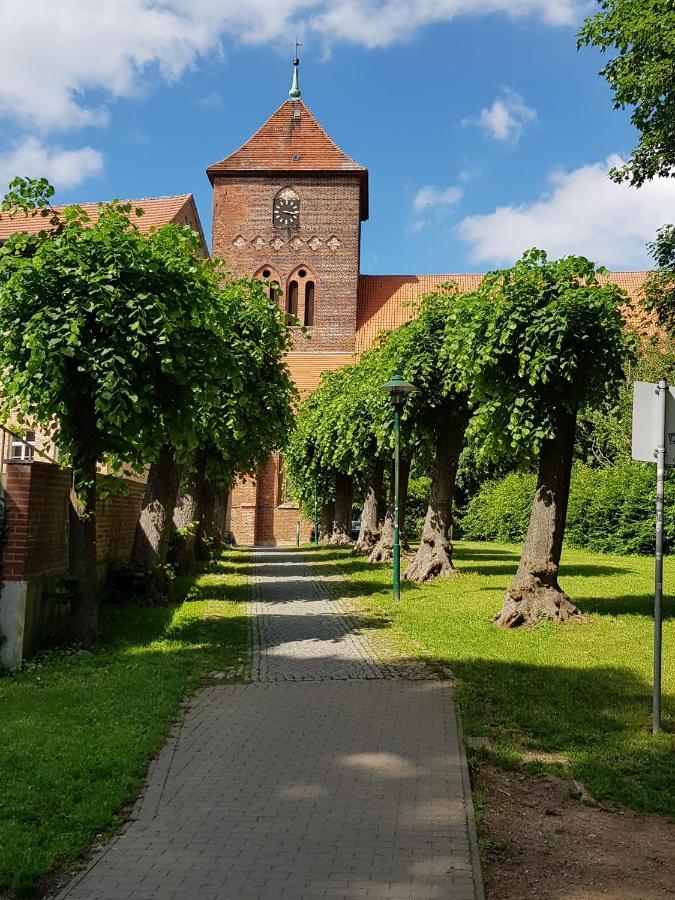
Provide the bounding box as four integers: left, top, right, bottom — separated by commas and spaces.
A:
1, 0, 672, 273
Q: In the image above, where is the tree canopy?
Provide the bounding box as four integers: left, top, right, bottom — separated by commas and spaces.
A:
578, 0, 675, 186
444, 250, 630, 464
0, 177, 296, 642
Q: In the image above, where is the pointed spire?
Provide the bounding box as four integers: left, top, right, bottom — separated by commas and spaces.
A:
289, 55, 301, 99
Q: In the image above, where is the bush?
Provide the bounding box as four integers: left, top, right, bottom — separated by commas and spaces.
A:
460, 472, 536, 543
405, 475, 431, 540
460, 462, 675, 555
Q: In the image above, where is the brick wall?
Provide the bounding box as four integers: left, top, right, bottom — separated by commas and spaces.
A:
212, 174, 362, 353
1, 462, 71, 581
1, 461, 144, 581
229, 454, 313, 546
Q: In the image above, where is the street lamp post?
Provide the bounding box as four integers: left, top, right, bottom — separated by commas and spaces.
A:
381, 373, 417, 601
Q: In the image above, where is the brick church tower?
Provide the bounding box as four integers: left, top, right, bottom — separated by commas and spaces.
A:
207, 59, 369, 544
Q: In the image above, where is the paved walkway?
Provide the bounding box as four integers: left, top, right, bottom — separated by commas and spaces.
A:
57, 548, 482, 900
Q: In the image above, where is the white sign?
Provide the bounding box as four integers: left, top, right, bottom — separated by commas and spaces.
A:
632, 381, 675, 467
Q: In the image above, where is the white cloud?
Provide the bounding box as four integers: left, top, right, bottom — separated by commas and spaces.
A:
198, 92, 225, 109
413, 185, 463, 211
458, 155, 675, 269
311, 0, 581, 49
0, 137, 103, 190
468, 88, 537, 142
410, 183, 464, 235
0, 0, 582, 132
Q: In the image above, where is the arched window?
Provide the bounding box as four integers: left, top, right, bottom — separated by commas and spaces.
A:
287, 281, 299, 317
304, 281, 315, 326
254, 265, 281, 302
287, 265, 316, 327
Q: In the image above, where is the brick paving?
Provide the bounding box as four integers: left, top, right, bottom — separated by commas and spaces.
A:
57, 548, 482, 900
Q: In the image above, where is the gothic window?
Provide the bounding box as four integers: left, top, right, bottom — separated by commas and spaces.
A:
304, 281, 315, 326
277, 456, 294, 505
273, 187, 300, 228
254, 265, 281, 301
287, 281, 299, 317
287, 265, 316, 326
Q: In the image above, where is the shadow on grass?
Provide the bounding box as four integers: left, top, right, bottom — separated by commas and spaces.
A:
575, 592, 675, 619
455, 546, 520, 560
423, 655, 674, 815
173, 576, 249, 605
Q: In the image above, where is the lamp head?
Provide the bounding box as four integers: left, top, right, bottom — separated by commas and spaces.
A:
380, 373, 417, 409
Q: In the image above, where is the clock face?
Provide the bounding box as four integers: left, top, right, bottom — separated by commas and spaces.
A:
273, 196, 300, 227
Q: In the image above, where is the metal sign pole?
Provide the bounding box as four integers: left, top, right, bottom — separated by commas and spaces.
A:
393, 405, 401, 603
653, 378, 667, 734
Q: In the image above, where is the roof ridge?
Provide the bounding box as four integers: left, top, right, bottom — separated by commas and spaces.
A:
206, 98, 366, 174
360, 270, 652, 278
55, 193, 192, 207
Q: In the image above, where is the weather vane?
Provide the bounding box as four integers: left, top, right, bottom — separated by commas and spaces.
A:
295, 37, 303, 60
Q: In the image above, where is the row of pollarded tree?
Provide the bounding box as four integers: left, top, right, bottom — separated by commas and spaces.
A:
0, 177, 296, 648
286, 250, 631, 628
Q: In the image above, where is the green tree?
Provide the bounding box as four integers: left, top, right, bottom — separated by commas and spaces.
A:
0, 178, 294, 642
285, 386, 334, 539
576, 336, 675, 466
578, 0, 675, 187
445, 250, 630, 626
285, 347, 397, 549
285, 367, 361, 546
171, 278, 295, 571
379, 290, 473, 583
644, 225, 675, 337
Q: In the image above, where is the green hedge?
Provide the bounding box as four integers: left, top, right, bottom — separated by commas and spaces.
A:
460, 462, 675, 555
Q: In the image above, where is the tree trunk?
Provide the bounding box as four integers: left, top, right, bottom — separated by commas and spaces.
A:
495, 407, 582, 627
329, 472, 354, 545
196, 478, 218, 561
353, 459, 384, 554
207, 487, 229, 553
319, 500, 335, 543
369, 457, 411, 563
405, 407, 469, 583
172, 450, 206, 575
132, 444, 182, 574
68, 456, 98, 648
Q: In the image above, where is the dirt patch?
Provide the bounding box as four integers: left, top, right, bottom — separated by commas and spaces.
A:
476, 764, 675, 900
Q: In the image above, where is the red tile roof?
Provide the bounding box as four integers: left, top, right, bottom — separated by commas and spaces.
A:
0, 194, 207, 251
207, 99, 368, 219
356, 272, 655, 352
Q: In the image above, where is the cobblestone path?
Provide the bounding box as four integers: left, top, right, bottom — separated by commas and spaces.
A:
57, 548, 482, 900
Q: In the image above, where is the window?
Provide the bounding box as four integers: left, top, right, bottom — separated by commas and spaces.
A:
287, 266, 316, 326
304, 281, 315, 326
277, 458, 293, 505
287, 281, 298, 317
10, 430, 35, 461
254, 265, 282, 302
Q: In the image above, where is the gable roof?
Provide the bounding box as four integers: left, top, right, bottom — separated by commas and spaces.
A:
0, 194, 207, 252
356, 272, 656, 352
207, 99, 368, 219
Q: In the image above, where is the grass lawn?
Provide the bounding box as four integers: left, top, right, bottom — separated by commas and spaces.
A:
310, 541, 675, 817
0, 550, 249, 898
